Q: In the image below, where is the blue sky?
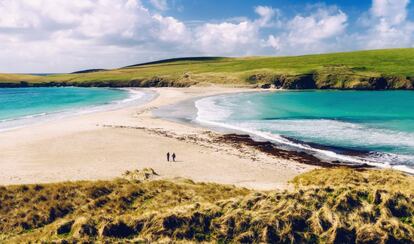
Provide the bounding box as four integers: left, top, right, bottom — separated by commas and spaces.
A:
159, 0, 371, 21
0, 0, 413, 72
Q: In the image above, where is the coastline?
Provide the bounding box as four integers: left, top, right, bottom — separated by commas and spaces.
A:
0, 87, 157, 132
153, 90, 369, 168
189, 90, 414, 174
0, 86, 316, 190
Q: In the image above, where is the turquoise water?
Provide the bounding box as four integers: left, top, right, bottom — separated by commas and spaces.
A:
195, 91, 414, 172
0, 87, 129, 123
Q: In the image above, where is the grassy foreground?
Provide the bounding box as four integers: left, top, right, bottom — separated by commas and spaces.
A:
1, 48, 414, 89
1, 168, 413, 243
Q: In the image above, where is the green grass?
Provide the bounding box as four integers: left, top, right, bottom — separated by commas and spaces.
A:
1, 48, 414, 89
1, 168, 413, 242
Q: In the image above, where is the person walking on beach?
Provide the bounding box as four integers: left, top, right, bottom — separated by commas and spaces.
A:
167, 152, 170, 162
172, 153, 176, 162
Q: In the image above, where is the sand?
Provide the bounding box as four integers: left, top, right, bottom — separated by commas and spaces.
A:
0, 87, 317, 190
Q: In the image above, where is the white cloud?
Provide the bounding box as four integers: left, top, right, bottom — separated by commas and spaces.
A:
261, 6, 348, 55
0, 0, 413, 73
192, 6, 279, 56
150, 0, 168, 11
265, 35, 281, 50
254, 6, 277, 27
0, 0, 88, 29
152, 14, 190, 42
371, 0, 409, 25
0, 0, 189, 72
357, 0, 414, 49
286, 8, 347, 45
194, 21, 258, 55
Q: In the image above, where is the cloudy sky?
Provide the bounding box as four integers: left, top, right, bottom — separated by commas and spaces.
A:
0, 0, 413, 73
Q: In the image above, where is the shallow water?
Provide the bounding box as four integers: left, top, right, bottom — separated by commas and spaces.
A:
195, 90, 414, 172
0, 87, 129, 121
0, 87, 154, 131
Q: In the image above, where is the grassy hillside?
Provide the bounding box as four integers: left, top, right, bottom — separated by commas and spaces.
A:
1, 168, 413, 243
1, 48, 414, 89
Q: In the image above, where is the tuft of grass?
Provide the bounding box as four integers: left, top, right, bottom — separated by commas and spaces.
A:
291, 168, 414, 195
0, 168, 413, 242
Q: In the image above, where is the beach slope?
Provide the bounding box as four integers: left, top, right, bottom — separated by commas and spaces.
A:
0, 87, 314, 190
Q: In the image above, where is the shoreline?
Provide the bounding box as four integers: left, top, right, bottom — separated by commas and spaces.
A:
2, 87, 413, 189
153, 90, 373, 168
0, 87, 157, 132
187, 90, 414, 174
0, 86, 316, 190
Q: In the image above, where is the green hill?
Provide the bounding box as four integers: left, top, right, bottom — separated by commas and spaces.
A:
1, 48, 414, 89
1, 168, 413, 242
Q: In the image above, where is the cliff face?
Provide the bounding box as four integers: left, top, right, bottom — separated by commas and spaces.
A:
0, 77, 195, 88
1, 72, 413, 89
251, 66, 414, 90
1, 64, 414, 90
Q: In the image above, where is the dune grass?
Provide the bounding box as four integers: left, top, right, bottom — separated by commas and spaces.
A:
1, 48, 414, 89
1, 168, 413, 243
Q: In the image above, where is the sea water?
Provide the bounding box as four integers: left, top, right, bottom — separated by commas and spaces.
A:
0, 87, 146, 131
195, 90, 414, 173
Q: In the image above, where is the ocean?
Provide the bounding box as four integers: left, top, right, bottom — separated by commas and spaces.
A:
0, 87, 149, 131
195, 90, 414, 173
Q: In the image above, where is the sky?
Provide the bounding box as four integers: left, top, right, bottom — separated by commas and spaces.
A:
0, 0, 413, 73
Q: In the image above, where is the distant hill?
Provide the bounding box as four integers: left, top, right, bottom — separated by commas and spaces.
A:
1, 48, 413, 89
123, 57, 224, 68
71, 69, 107, 74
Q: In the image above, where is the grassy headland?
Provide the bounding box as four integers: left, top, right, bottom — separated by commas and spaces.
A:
1, 48, 414, 89
1, 168, 413, 242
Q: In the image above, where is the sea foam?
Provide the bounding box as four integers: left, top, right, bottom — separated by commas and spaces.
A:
194, 92, 414, 174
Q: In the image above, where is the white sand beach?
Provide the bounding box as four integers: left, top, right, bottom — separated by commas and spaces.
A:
0, 87, 316, 190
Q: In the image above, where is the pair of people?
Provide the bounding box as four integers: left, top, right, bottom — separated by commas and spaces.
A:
166, 152, 176, 162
